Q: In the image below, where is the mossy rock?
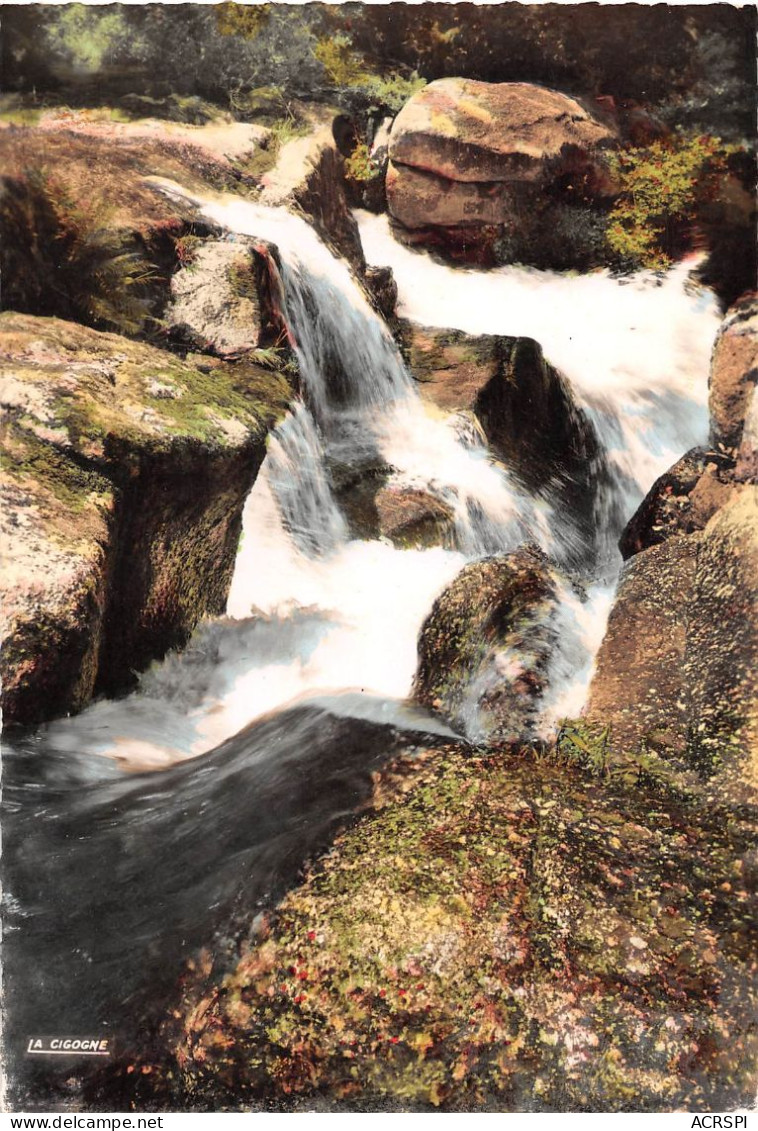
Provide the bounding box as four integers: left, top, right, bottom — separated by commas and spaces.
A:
0, 312, 293, 724
138, 743, 757, 1112
412, 547, 559, 742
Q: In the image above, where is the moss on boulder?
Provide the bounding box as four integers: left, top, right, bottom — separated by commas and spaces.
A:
412, 548, 559, 742
136, 742, 757, 1112
0, 311, 292, 725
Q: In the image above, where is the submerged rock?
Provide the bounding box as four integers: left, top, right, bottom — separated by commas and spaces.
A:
412, 546, 559, 742
0, 313, 292, 726
387, 78, 617, 268
374, 484, 456, 549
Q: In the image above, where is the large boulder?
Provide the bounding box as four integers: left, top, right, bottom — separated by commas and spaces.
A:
400, 322, 604, 557
412, 547, 559, 742
0, 125, 249, 339
387, 78, 617, 267
0, 313, 292, 726
587, 488, 758, 804
709, 295, 758, 453
389, 79, 616, 185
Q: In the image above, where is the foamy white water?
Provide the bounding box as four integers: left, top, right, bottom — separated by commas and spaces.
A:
356, 210, 721, 499
32, 187, 724, 766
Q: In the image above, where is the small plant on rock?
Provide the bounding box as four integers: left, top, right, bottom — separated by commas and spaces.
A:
344, 142, 380, 184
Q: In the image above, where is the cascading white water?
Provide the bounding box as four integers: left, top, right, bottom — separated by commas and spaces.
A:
353, 209, 721, 728
32, 186, 722, 767
356, 210, 721, 504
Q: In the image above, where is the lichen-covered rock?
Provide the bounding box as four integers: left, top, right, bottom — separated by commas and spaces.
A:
387, 79, 617, 267
709, 295, 758, 452
586, 535, 697, 758
389, 79, 616, 185
735, 384, 758, 483
145, 743, 757, 1113
412, 547, 559, 741
0, 312, 292, 725
0, 126, 242, 339
685, 488, 758, 800
588, 487, 758, 803
166, 240, 264, 357
618, 447, 735, 559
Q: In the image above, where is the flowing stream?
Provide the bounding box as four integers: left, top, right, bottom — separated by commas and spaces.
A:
1, 188, 723, 1086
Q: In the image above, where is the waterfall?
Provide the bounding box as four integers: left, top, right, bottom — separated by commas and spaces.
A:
26, 186, 721, 766
356, 210, 720, 503
4, 185, 727, 1097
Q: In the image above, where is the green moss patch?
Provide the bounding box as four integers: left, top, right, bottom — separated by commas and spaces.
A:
0, 312, 292, 457
138, 740, 757, 1112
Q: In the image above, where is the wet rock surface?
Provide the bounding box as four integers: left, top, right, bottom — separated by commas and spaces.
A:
412, 547, 559, 742
374, 485, 456, 549
400, 322, 603, 547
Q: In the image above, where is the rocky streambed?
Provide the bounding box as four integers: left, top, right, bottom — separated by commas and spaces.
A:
1, 67, 756, 1115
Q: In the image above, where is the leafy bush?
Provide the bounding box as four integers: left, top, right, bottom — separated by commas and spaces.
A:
364, 71, 427, 115
314, 33, 369, 88
344, 142, 380, 184
314, 32, 425, 115
0, 171, 158, 336
605, 133, 736, 270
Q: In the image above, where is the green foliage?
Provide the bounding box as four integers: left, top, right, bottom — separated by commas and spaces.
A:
215, 2, 271, 41
227, 84, 286, 122
314, 33, 370, 87
555, 719, 680, 794
234, 110, 310, 182
363, 71, 427, 114
314, 32, 425, 114
42, 4, 132, 74
344, 143, 379, 184
556, 719, 611, 776
173, 234, 203, 270
605, 133, 735, 270
0, 171, 158, 336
